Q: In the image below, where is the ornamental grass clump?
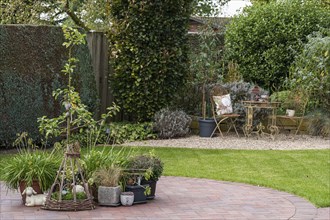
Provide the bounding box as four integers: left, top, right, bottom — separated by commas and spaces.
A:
1, 133, 60, 192
92, 166, 122, 187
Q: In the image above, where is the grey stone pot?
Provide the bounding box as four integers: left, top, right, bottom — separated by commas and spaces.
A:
98, 185, 121, 206
120, 191, 134, 206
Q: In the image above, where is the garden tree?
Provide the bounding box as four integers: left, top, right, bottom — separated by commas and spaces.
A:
108, 0, 193, 121
224, 0, 330, 90
0, 0, 48, 24
0, 0, 229, 28
191, 0, 229, 16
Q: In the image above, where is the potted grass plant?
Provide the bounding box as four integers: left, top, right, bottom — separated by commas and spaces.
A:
92, 166, 122, 206
1, 133, 60, 203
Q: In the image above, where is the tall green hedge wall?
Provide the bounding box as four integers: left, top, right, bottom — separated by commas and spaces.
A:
109, 0, 192, 122
0, 25, 97, 148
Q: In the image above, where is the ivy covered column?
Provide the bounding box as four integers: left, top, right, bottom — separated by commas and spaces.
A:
109, 0, 193, 122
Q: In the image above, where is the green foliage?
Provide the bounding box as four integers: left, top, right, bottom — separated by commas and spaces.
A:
288, 31, 330, 111
0, 25, 97, 148
225, 0, 330, 90
224, 61, 242, 83
1, 149, 60, 191
0, 0, 230, 30
106, 122, 156, 145
190, 25, 224, 119
51, 191, 87, 200
191, 0, 230, 16
92, 166, 122, 187
307, 109, 330, 137
109, 0, 192, 121
153, 108, 192, 139
37, 26, 114, 149
81, 147, 132, 181
270, 90, 290, 114
0, 132, 61, 191
0, 0, 49, 25
127, 150, 164, 181
288, 31, 330, 136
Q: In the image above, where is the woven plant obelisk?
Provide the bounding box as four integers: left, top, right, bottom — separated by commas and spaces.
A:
41, 26, 94, 211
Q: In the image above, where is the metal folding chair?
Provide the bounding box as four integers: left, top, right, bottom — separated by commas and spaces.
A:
209, 86, 240, 138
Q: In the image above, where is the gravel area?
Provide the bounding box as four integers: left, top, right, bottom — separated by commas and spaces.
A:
122, 133, 330, 150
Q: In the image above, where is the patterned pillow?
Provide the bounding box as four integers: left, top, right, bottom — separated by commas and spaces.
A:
213, 94, 233, 115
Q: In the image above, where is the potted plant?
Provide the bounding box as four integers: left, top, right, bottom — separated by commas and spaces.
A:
190, 24, 222, 137
126, 152, 164, 200
120, 191, 134, 206
1, 133, 59, 204
273, 90, 305, 117
123, 154, 155, 204
92, 166, 122, 206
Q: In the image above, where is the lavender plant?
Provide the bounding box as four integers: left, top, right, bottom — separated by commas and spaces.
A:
153, 108, 192, 139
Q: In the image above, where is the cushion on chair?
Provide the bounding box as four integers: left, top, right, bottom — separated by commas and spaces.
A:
213, 94, 233, 115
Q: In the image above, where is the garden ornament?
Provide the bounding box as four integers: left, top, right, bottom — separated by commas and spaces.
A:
21, 187, 46, 206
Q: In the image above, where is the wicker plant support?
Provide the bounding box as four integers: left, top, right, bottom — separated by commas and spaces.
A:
42, 144, 95, 211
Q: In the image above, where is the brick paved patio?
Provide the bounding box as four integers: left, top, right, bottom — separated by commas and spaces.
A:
1, 176, 329, 219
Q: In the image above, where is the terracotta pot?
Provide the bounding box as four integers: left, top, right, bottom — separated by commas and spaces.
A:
19, 180, 42, 204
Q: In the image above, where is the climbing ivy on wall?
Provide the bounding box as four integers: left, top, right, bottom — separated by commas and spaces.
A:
109, 0, 193, 122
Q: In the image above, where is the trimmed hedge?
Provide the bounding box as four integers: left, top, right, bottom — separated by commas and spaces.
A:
0, 25, 97, 148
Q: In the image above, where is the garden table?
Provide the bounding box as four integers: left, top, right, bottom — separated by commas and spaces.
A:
242, 101, 281, 140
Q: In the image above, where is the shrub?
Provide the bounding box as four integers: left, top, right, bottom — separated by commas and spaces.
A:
307, 109, 330, 137
108, 0, 192, 121
127, 152, 164, 181
153, 108, 192, 139
288, 31, 330, 112
224, 0, 330, 90
106, 122, 156, 145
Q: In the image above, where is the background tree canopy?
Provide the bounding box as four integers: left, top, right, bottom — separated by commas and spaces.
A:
0, 0, 229, 28
224, 0, 330, 91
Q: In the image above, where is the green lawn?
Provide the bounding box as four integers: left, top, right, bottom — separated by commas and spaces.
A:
130, 147, 330, 208
1, 147, 329, 207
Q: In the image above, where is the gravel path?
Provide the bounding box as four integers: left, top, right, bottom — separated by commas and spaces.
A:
123, 133, 330, 150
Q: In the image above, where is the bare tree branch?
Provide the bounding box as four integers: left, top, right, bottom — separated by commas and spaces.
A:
63, 0, 90, 31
